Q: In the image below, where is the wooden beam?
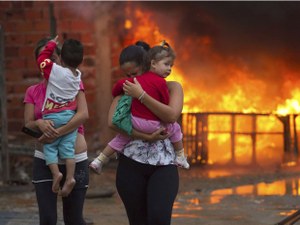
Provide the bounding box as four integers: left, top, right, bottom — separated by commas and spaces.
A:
0, 25, 9, 182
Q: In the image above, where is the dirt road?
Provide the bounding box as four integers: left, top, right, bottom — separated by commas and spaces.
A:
1, 162, 300, 225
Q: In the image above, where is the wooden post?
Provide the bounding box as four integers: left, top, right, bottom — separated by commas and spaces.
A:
230, 114, 236, 164
278, 115, 294, 162
292, 115, 298, 157
199, 114, 208, 164
0, 25, 9, 182
251, 115, 257, 164
49, 2, 56, 37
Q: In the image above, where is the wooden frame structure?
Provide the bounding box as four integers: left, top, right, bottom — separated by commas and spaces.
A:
180, 112, 299, 165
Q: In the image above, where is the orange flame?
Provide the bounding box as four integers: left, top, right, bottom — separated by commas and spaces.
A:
123, 4, 300, 166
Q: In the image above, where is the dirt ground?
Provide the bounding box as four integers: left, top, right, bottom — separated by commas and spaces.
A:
1, 161, 300, 225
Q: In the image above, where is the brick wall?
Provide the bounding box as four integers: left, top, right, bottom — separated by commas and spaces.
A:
0, 1, 130, 153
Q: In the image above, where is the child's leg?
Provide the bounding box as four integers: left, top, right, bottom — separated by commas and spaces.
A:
43, 111, 75, 193
61, 158, 76, 197
48, 163, 63, 193
44, 139, 62, 193
101, 144, 116, 159
57, 124, 77, 197
166, 122, 184, 155
172, 140, 183, 152
166, 122, 190, 169
90, 133, 131, 174
172, 140, 190, 169
172, 140, 185, 158
89, 145, 114, 174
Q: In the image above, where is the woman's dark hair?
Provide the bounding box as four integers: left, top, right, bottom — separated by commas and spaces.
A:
135, 40, 150, 52
34, 37, 61, 60
61, 39, 84, 68
119, 41, 150, 72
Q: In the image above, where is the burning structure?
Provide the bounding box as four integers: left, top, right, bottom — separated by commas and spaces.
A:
1, 1, 300, 180
117, 2, 300, 167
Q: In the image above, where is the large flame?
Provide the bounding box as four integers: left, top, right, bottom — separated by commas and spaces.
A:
123, 4, 300, 166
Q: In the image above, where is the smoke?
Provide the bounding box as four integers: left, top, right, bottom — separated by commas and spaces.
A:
58, 1, 117, 21
142, 2, 300, 58
59, 1, 300, 111
137, 2, 300, 109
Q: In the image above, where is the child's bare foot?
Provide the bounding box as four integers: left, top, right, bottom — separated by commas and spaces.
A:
61, 178, 76, 197
52, 172, 63, 193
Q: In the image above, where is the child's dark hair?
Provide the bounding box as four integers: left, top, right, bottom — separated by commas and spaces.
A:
146, 40, 176, 70
34, 37, 61, 59
119, 41, 150, 72
61, 39, 83, 68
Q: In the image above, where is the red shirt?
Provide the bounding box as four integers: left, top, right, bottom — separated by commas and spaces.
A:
112, 71, 169, 121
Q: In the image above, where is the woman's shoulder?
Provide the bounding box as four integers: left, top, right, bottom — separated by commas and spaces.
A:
27, 81, 46, 90
166, 81, 183, 90
25, 82, 46, 97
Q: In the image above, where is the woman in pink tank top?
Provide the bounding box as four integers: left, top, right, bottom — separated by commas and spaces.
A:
23, 37, 89, 225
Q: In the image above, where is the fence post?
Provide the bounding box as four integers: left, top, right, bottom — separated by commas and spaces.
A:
0, 25, 9, 183
49, 2, 56, 37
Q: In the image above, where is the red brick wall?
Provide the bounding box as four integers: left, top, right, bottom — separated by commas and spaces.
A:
0, 1, 129, 153
1, 1, 50, 141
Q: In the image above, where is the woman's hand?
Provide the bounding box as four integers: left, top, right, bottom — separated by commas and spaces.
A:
123, 78, 144, 99
36, 119, 59, 138
144, 127, 170, 142
38, 134, 56, 144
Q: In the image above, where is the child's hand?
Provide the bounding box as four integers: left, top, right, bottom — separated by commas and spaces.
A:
51, 35, 59, 45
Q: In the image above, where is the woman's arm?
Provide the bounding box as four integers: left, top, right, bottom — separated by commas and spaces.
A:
24, 104, 58, 137
123, 78, 183, 123
108, 95, 169, 142
131, 127, 169, 142
24, 90, 89, 141
56, 90, 89, 136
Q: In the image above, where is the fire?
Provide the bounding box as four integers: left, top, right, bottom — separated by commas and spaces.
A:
123, 6, 170, 47
123, 4, 300, 115
275, 90, 300, 116
124, 19, 132, 30
123, 4, 300, 166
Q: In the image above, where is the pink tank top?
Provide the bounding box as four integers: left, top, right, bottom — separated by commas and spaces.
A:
23, 80, 85, 135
